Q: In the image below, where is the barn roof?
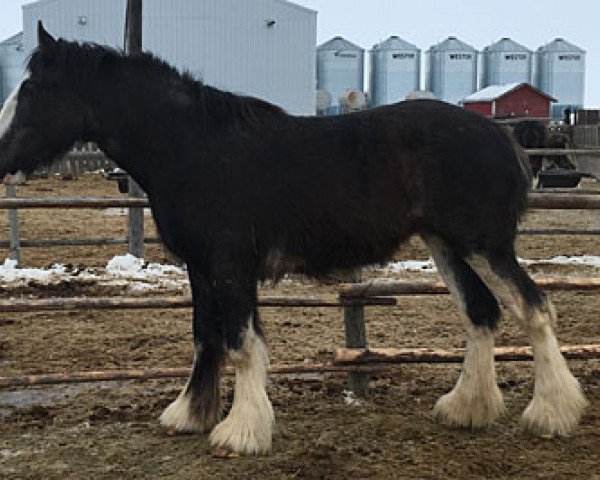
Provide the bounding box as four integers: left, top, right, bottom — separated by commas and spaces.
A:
23, 0, 317, 15
461, 82, 556, 103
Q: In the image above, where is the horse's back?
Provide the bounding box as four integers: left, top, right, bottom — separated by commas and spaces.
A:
245, 99, 530, 273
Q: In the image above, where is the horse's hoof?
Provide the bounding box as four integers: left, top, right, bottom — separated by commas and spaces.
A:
209, 408, 274, 456
434, 385, 505, 428
211, 447, 241, 459
159, 391, 220, 433
521, 383, 587, 437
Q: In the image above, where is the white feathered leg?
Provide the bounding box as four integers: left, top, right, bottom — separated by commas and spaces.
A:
209, 319, 274, 455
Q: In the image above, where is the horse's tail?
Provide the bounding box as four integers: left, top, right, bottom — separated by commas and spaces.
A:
495, 125, 533, 223
504, 125, 533, 186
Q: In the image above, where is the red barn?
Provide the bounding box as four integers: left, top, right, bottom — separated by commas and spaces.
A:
462, 83, 555, 120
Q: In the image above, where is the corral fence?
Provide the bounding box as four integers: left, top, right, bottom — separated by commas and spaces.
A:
2, 148, 600, 264
573, 126, 600, 176
1, 148, 600, 392
33, 149, 116, 179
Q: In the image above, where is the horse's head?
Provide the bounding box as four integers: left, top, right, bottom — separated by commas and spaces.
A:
0, 22, 93, 178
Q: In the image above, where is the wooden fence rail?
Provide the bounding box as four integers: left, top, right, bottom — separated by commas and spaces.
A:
339, 276, 600, 299
524, 148, 600, 156
0, 295, 396, 313
2, 344, 599, 389
2, 191, 599, 211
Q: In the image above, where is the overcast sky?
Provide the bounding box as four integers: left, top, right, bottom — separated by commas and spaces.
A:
1, 0, 598, 107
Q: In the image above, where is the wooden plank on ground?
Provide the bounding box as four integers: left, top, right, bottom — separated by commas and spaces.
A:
334, 344, 600, 365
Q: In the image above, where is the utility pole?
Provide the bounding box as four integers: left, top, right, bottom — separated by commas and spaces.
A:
125, 0, 145, 258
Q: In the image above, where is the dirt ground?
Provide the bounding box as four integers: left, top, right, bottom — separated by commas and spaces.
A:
0, 174, 599, 479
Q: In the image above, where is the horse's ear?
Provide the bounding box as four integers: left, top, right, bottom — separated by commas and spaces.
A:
37, 21, 57, 52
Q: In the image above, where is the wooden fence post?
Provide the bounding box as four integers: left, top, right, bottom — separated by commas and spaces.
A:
125, 0, 145, 259
5, 184, 21, 264
127, 179, 145, 258
343, 269, 369, 396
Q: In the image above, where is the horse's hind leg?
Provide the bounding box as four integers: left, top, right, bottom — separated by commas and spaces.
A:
466, 251, 587, 436
423, 235, 505, 427
160, 269, 222, 432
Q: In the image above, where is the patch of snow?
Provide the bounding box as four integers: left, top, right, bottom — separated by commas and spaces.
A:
0, 259, 67, 285
0, 450, 23, 458
0, 254, 188, 292
342, 389, 364, 407
1, 255, 599, 293
519, 255, 600, 268
379, 259, 437, 273
103, 208, 152, 216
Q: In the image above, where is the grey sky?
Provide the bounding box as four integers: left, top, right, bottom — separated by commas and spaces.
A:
1, 0, 598, 107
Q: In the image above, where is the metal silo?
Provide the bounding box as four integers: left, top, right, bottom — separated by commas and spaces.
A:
425, 36, 478, 105
535, 38, 585, 118
0, 33, 27, 104
317, 36, 364, 114
481, 37, 532, 87
369, 36, 420, 107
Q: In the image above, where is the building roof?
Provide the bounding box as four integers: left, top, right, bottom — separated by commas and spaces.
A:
537, 37, 586, 54
428, 36, 477, 53
462, 82, 556, 103
318, 36, 363, 53
483, 37, 531, 54
23, 0, 317, 15
371, 35, 419, 52
0, 32, 23, 46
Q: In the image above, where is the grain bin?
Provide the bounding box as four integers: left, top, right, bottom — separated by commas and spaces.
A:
0, 33, 27, 104
425, 36, 478, 105
317, 36, 364, 113
481, 37, 532, 88
369, 35, 420, 107
535, 38, 585, 119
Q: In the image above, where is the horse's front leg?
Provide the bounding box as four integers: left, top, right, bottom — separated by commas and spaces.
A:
160, 266, 223, 433
208, 266, 274, 455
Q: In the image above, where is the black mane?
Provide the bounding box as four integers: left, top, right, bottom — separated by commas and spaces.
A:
27, 38, 285, 128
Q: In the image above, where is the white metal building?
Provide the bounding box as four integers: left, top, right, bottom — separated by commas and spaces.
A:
0, 33, 27, 102
3, 0, 317, 114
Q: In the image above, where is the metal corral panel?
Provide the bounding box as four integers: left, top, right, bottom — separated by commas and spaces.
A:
0, 33, 27, 103
535, 38, 585, 118
425, 36, 478, 105
481, 37, 532, 88
369, 36, 420, 107
21, 0, 317, 115
317, 36, 364, 111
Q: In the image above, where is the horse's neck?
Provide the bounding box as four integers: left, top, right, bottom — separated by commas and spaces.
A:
87, 75, 168, 192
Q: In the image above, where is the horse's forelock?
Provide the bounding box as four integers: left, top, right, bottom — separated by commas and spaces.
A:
27, 39, 119, 88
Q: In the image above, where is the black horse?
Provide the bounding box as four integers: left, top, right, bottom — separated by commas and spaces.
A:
513, 119, 548, 177
0, 24, 586, 455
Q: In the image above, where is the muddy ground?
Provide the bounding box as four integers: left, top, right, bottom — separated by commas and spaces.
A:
0, 175, 599, 479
